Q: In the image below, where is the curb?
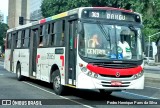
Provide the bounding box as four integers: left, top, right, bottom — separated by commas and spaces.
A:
145, 73, 160, 82
144, 65, 160, 71
144, 68, 160, 71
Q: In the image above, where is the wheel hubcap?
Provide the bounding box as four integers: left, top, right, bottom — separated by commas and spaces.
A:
54, 76, 60, 90
17, 68, 20, 78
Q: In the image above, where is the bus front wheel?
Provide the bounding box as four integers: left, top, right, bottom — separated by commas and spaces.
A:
16, 64, 24, 81
52, 70, 65, 95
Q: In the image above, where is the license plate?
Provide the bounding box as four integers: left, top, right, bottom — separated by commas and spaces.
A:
111, 81, 122, 86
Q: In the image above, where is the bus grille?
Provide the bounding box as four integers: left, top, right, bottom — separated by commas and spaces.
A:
99, 74, 133, 78
101, 81, 130, 87
90, 62, 138, 69
102, 85, 129, 87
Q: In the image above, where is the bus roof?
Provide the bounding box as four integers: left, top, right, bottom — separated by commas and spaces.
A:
7, 7, 135, 33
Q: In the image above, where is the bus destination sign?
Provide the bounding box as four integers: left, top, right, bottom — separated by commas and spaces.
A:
82, 9, 141, 23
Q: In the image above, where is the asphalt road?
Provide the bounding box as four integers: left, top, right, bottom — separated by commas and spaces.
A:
0, 62, 160, 108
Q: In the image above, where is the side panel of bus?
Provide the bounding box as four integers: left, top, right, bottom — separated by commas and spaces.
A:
13, 49, 30, 77
36, 20, 66, 84
4, 49, 11, 71
36, 48, 49, 81
5, 32, 16, 72
37, 48, 65, 83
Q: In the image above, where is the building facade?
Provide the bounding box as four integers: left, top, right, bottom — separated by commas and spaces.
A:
30, 0, 43, 21
8, 0, 30, 28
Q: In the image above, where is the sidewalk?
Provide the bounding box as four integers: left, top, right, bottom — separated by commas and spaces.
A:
144, 63, 160, 71
144, 62, 160, 82
144, 65, 160, 71
145, 73, 160, 82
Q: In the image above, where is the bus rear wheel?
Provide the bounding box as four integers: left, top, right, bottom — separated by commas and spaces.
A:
99, 90, 112, 95
16, 64, 24, 81
52, 70, 65, 95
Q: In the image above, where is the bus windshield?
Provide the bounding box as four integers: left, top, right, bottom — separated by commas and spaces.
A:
79, 23, 143, 61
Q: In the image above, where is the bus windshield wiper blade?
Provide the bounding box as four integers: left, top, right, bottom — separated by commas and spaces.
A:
97, 21, 111, 49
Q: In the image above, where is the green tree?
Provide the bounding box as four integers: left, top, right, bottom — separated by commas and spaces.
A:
41, 0, 90, 17
128, 0, 160, 41
41, 0, 160, 42
41, 0, 132, 17
0, 22, 9, 46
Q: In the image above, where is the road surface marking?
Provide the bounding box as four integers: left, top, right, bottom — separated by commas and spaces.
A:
122, 91, 158, 99
23, 81, 94, 108
145, 86, 160, 90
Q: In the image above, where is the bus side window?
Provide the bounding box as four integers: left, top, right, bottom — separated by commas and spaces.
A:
44, 23, 50, 46
24, 29, 30, 48
21, 30, 25, 47
6, 33, 9, 49
17, 31, 22, 48
46, 23, 50, 46
7, 33, 12, 49
39, 25, 45, 47
61, 20, 65, 46
50, 22, 55, 46
54, 20, 64, 46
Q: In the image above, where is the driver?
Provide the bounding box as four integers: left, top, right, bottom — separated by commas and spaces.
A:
88, 34, 100, 48
118, 29, 132, 59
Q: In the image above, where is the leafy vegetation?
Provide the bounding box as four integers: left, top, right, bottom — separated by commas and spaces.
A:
0, 22, 8, 46
41, 0, 160, 42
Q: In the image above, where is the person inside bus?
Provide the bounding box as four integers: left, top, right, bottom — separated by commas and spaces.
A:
118, 29, 132, 59
88, 34, 101, 48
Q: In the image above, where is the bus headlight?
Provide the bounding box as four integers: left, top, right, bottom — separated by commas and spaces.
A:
134, 70, 144, 79
79, 64, 99, 78
87, 71, 92, 76
81, 67, 87, 73
94, 74, 98, 78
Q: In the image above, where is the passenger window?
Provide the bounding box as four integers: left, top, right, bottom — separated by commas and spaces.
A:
50, 22, 55, 46
51, 20, 65, 46
17, 31, 22, 48
7, 33, 12, 49
21, 30, 25, 47
39, 25, 45, 47
24, 29, 30, 48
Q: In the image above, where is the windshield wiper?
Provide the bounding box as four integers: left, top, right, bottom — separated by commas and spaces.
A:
129, 24, 138, 36
97, 21, 111, 49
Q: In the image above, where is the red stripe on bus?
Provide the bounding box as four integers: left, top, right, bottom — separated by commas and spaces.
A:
60, 56, 64, 67
86, 64, 142, 76
94, 7, 132, 13
36, 54, 40, 63
40, 19, 46, 24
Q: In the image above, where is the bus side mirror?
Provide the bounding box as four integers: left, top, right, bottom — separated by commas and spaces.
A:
78, 23, 83, 34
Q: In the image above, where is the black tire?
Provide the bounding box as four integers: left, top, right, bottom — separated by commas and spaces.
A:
99, 89, 112, 95
16, 64, 24, 81
52, 70, 65, 95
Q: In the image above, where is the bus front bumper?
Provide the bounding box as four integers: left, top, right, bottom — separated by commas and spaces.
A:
77, 73, 144, 90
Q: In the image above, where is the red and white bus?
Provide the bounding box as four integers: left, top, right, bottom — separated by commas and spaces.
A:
4, 7, 144, 95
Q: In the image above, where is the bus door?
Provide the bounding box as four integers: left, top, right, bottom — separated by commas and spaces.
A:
65, 18, 77, 86
10, 32, 16, 72
29, 27, 38, 77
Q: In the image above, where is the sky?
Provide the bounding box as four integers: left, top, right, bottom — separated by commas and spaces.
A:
0, 0, 8, 23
